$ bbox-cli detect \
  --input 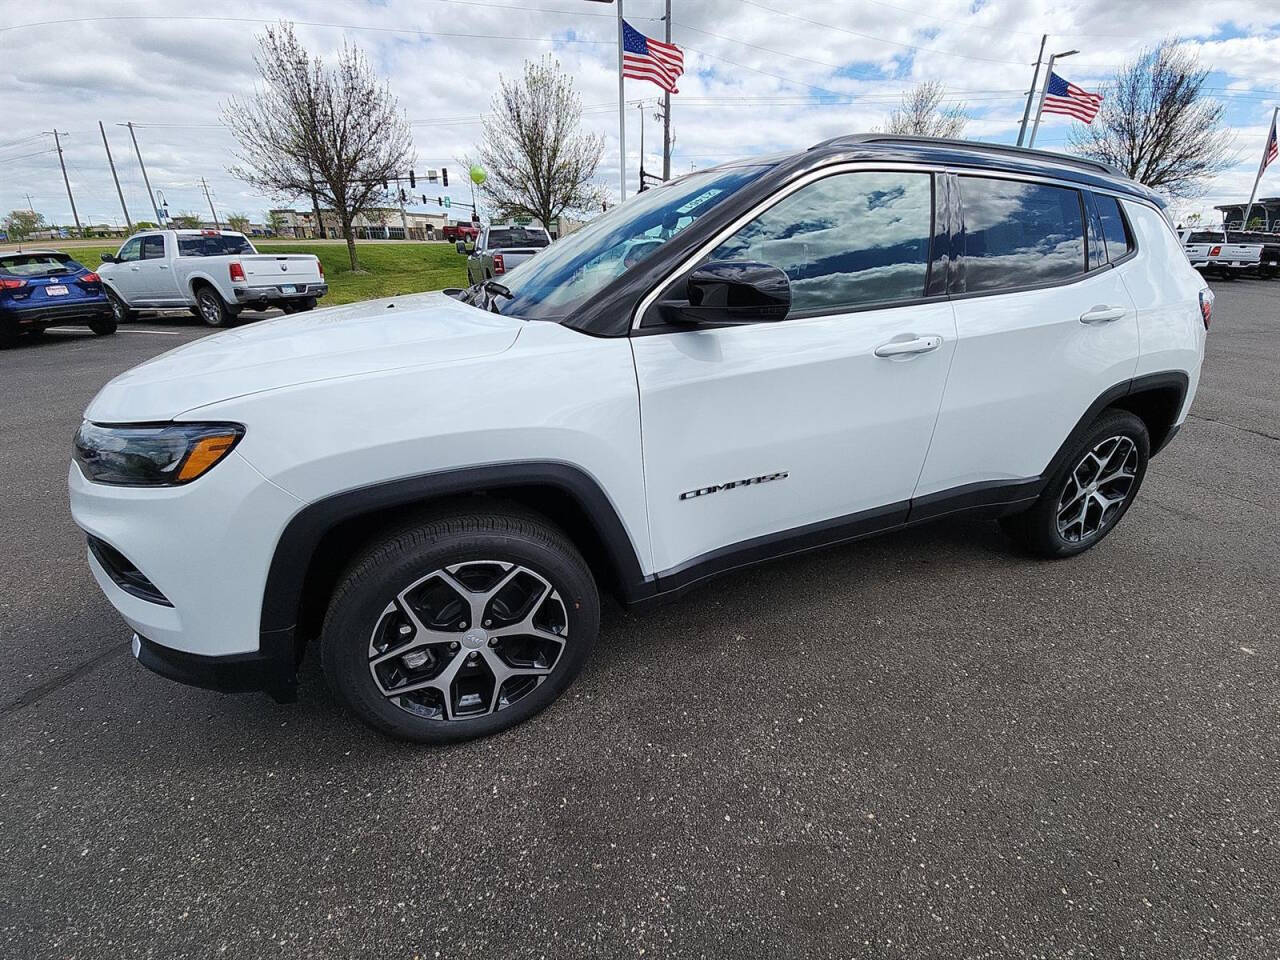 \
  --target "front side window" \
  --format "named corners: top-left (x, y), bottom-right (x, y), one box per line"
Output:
top-left (707, 171), bottom-right (934, 315)
top-left (117, 237), bottom-right (142, 263)
top-left (1095, 195), bottom-right (1136, 261)
top-left (960, 177), bottom-right (1085, 292)
top-left (141, 235), bottom-right (166, 260)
